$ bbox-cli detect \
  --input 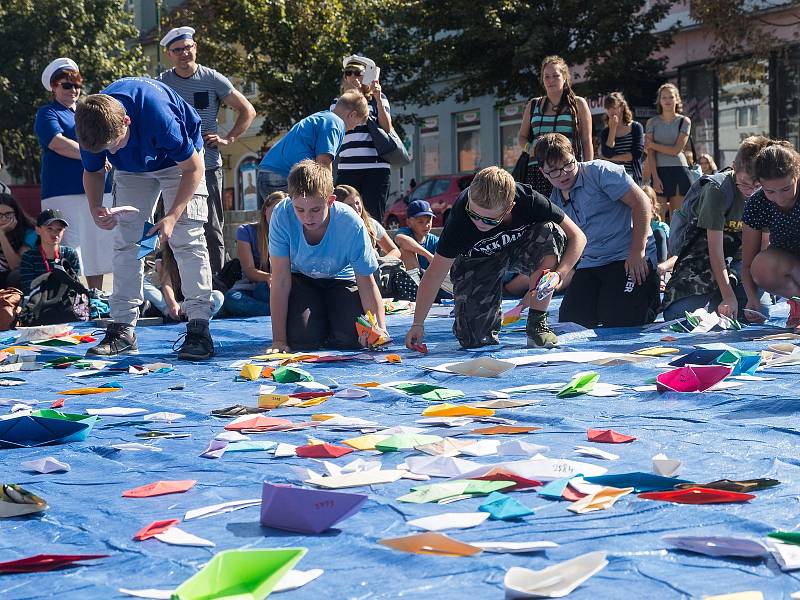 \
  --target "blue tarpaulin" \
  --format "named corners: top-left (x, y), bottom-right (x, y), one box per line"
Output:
top-left (3, 299), bottom-right (800, 599)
